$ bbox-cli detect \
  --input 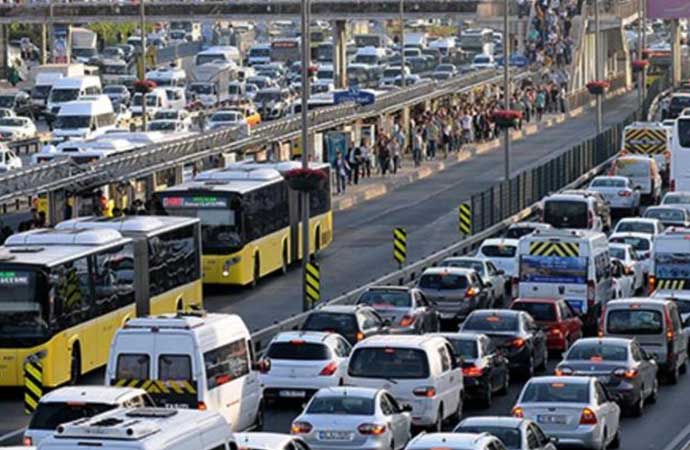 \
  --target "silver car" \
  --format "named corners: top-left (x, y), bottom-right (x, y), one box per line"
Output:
top-left (454, 416), bottom-right (558, 450)
top-left (587, 176), bottom-right (641, 214)
top-left (356, 286), bottom-right (440, 334)
top-left (439, 257), bottom-right (506, 307)
top-left (512, 376), bottom-right (621, 450)
top-left (291, 387), bottom-right (412, 450)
